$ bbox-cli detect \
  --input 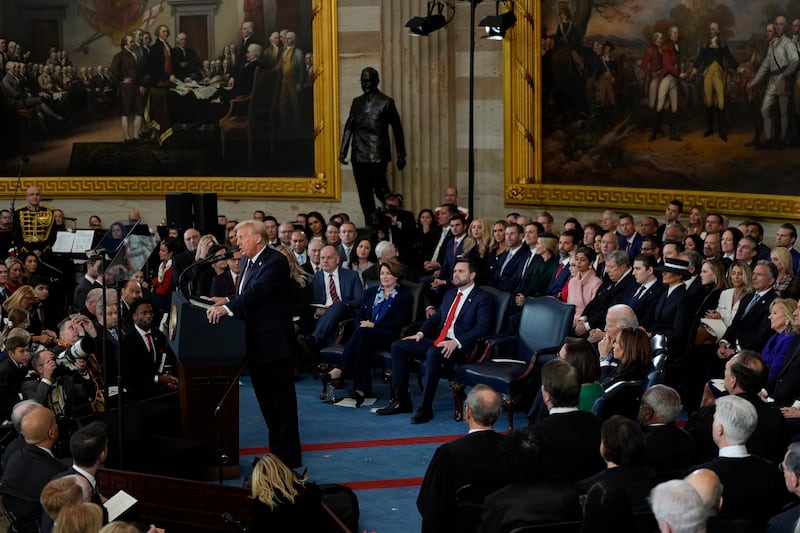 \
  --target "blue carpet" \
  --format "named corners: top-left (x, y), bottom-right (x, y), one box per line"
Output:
top-left (236, 373), bottom-right (482, 532)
